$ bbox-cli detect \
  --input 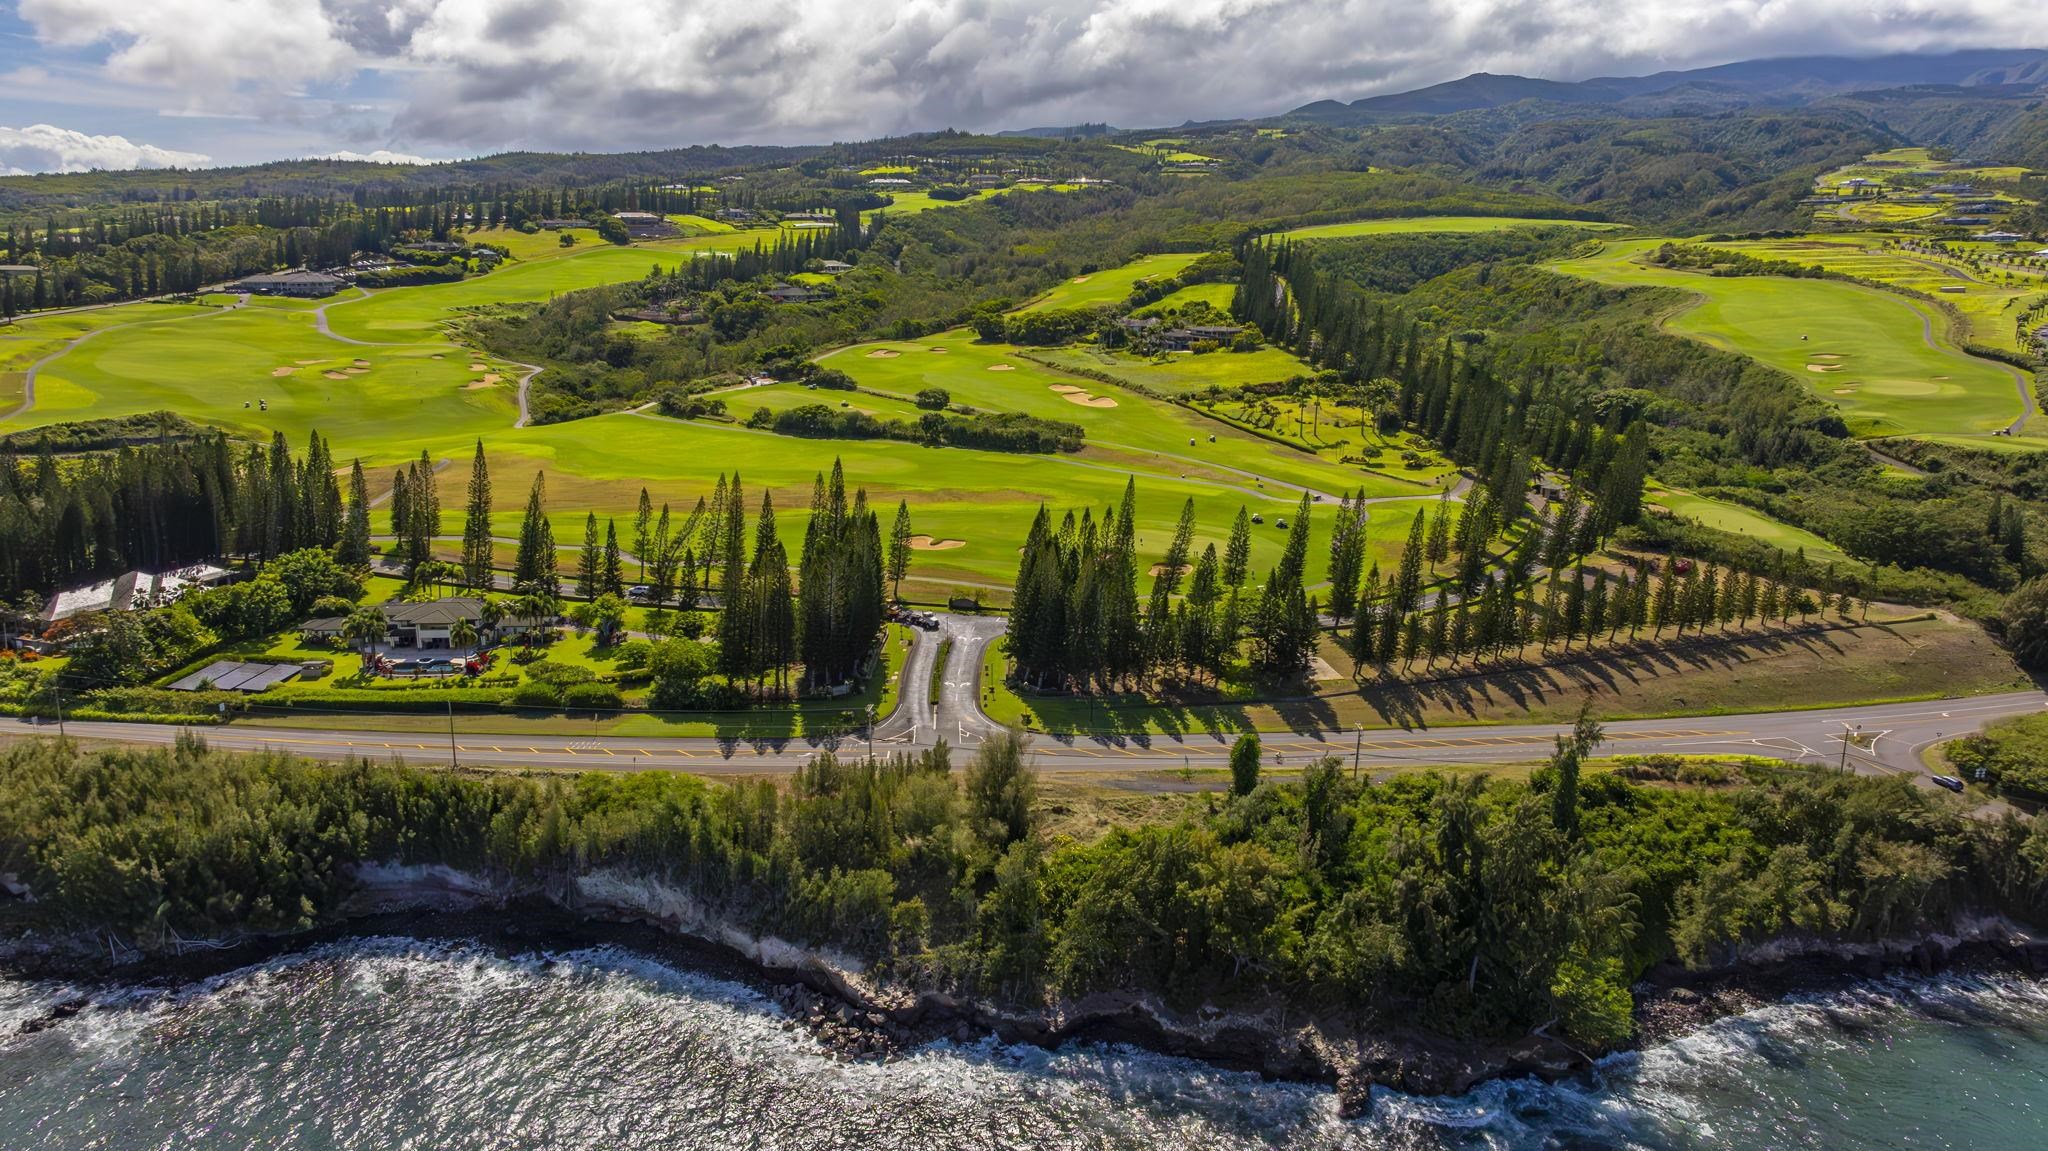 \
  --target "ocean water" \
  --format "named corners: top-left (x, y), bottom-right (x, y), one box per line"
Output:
top-left (1, 938), bottom-right (2045, 1149)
